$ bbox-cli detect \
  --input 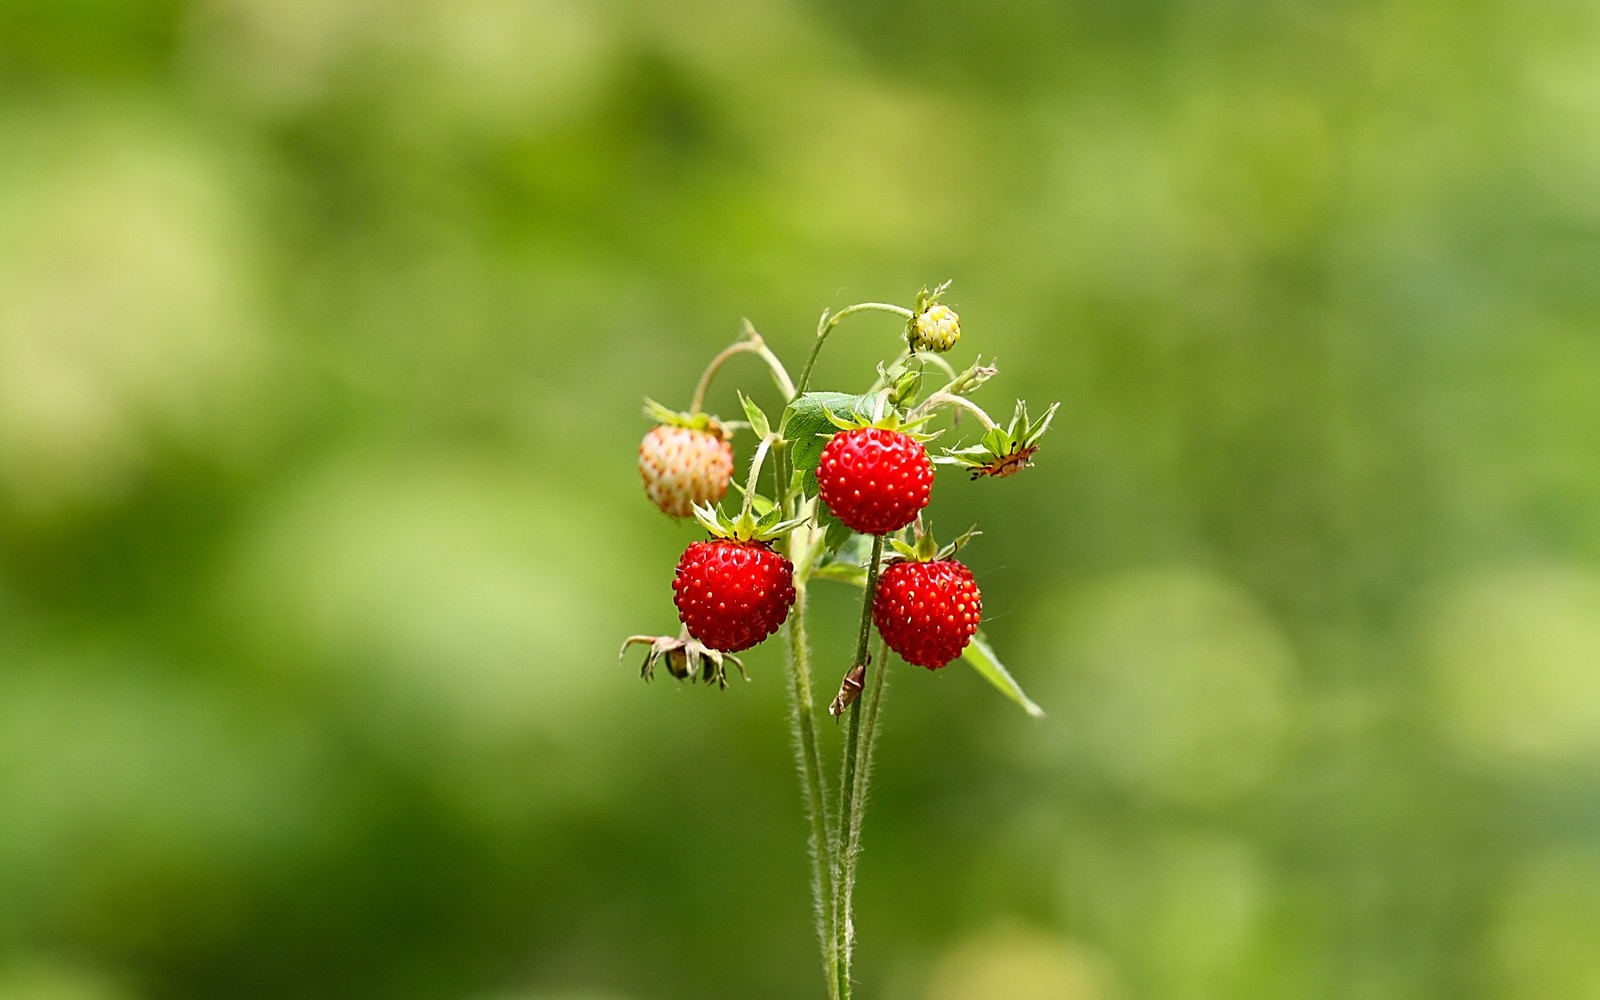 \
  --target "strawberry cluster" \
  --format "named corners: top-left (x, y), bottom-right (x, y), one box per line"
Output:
top-left (621, 284), bottom-right (1058, 1000)
top-left (623, 282), bottom-right (1055, 686)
